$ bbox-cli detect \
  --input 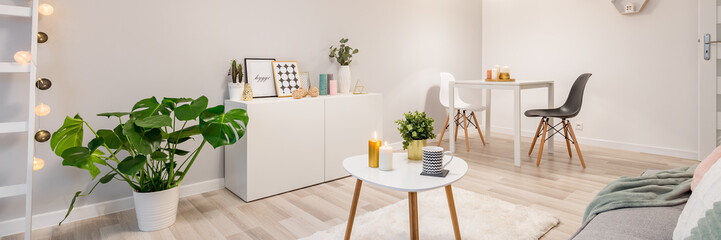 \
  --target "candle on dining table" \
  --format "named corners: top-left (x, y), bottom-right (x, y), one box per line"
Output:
top-left (379, 141), bottom-right (393, 171)
top-left (368, 131), bottom-right (380, 168)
